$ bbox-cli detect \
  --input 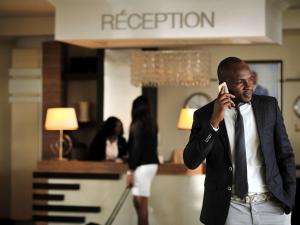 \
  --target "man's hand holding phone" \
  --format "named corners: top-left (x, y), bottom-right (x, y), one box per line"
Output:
top-left (210, 82), bottom-right (235, 129)
top-left (218, 82), bottom-right (229, 94)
